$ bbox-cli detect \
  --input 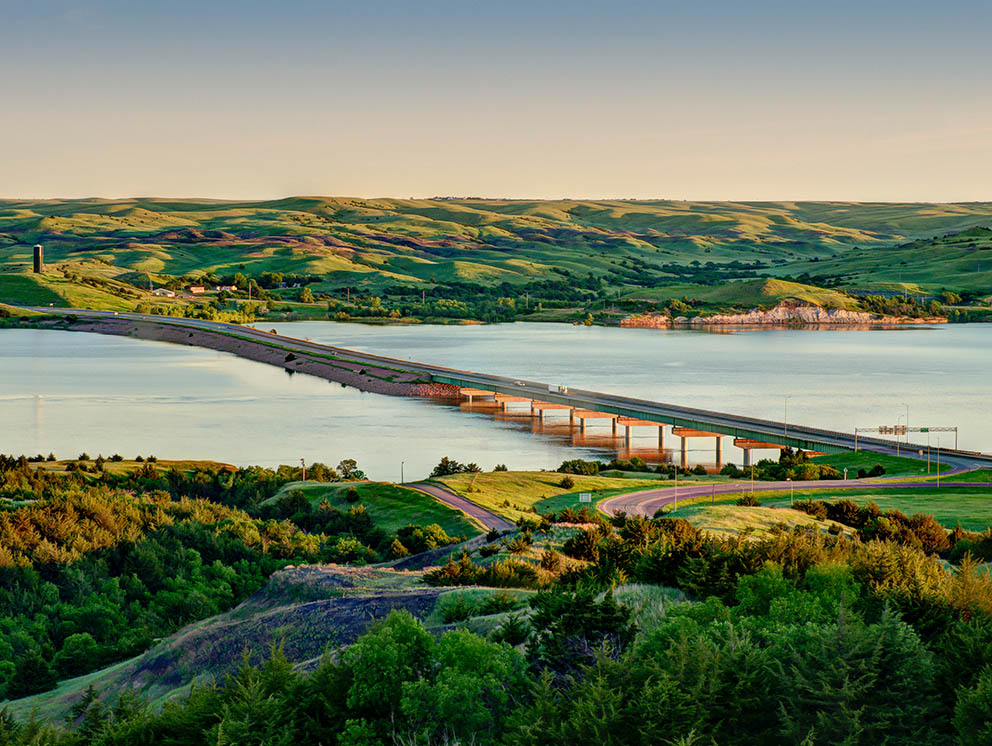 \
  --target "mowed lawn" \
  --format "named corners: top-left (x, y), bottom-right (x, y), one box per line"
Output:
top-left (434, 471), bottom-right (661, 522)
top-left (268, 481), bottom-right (480, 538)
top-left (760, 486), bottom-right (992, 531)
top-left (810, 451), bottom-right (951, 477)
